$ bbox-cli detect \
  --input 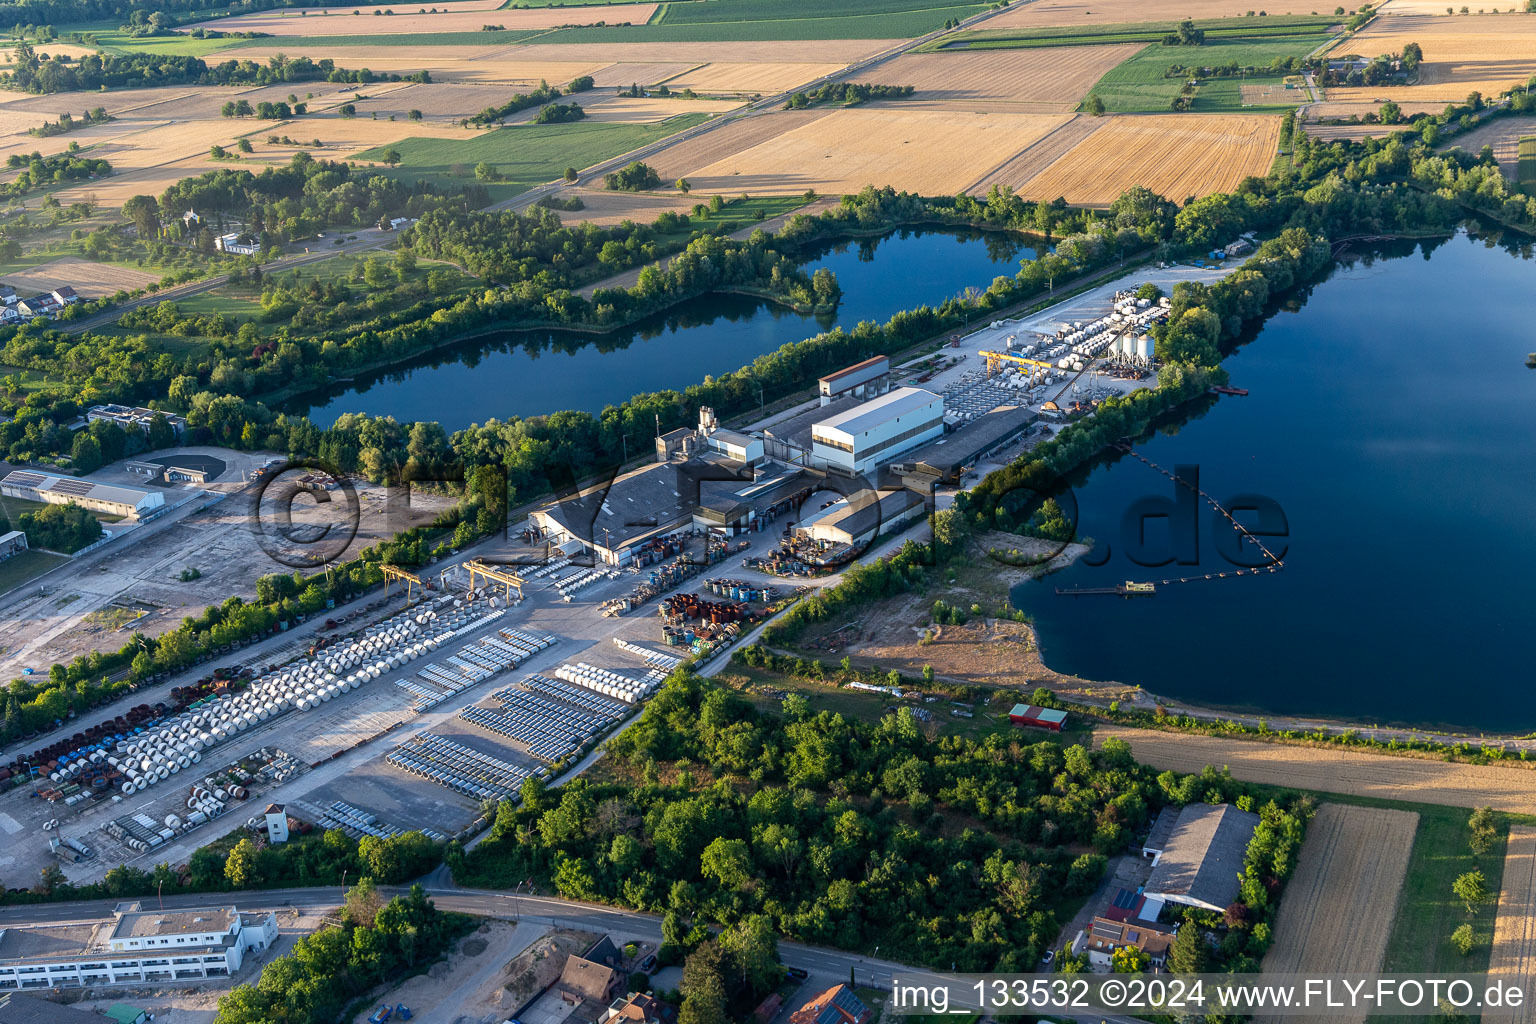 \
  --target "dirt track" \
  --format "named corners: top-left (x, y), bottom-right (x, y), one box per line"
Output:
top-left (1261, 804), bottom-right (1417, 1015)
top-left (1095, 726), bottom-right (1536, 811)
top-left (1488, 827), bottom-right (1536, 1024)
